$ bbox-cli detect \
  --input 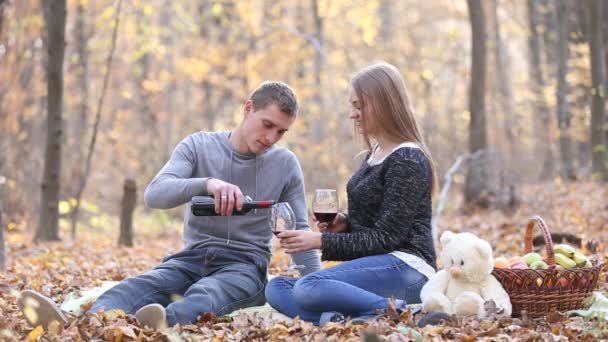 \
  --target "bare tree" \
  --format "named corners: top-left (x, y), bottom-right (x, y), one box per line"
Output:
top-left (0, 0), bottom-right (6, 39)
top-left (588, 0), bottom-right (607, 180)
top-left (490, 0), bottom-right (515, 160)
top-left (119, 179), bottom-right (136, 247)
top-left (464, 0), bottom-right (490, 206)
top-left (67, 0), bottom-right (91, 198)
top-left (0, 201), bottom-right (6, 272)
top-left (555, 0), bottom-right (576, 180)
top-left (70, 0), bottom-right (122, 238)
top-left (162, 0), bottom-right (176, 161)
top-left (528, 0), bottom-right (554, 180)
top-left (37, 0), bottom-right (67, 241)
top-left (310, 0), bottom-right (324, 141)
